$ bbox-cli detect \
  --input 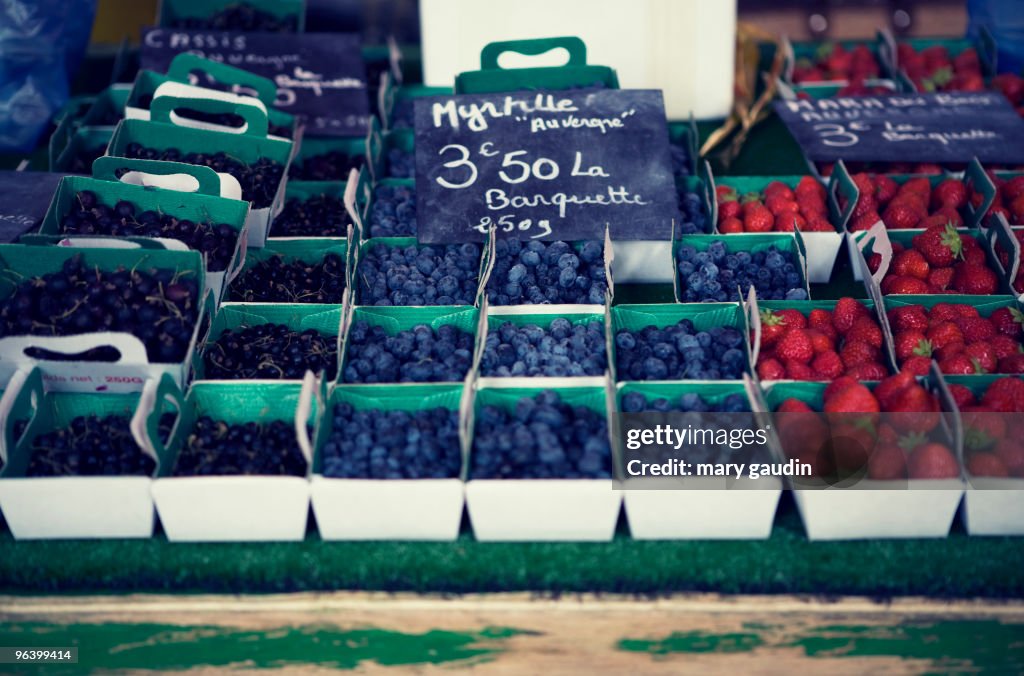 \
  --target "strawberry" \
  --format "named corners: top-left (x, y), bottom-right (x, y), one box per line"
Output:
top-left (784, 359), bottom-right (817, 380)
top-left (847, 362), bottom-right (888, 380)
top-left (912, 222), bottom-right (963, 267)
top-left (716, 185), bottom-right (738, 201)
top-left (962, 407), bottom-right (1006, 450)
top-left (960, 238), bottom-right (987, 266)
top-left (958, 316), bottom-right (997, 343)
top-left (808, 309), bottom-right (837, 339)
top-left (882, 202), bottom-right (923, 229)
top-left (764, 181), bottom-right (795, 200)
top-left (773, 211), bottom-right (806, 232)
top-left (990, 335), bottom-right (1021, 359)
top-left (934, 207), bottom-right (963, 228)
top-left (765, 193), bottom-right (798, 216)
top-left (952, 263), bottom-right (998, 295)
top-left (805, 329), bottom-right (835, 354)
top-left (804, 216), bottom-right (834, 232)
top-left (759, 309), bottom-right (787, 347)
top-left (1003, 175), bottom-right (1024, 202)
top-left (742, 203), bottom-right (774, 233)
top-left (926, 321), bottom-right (964, 351)
top-left (847, 316), bottom-right (883, 349)
top-left (756, 357), bottom-right (786, 380)
top-left (964, 342), bottom-right (997, 373)
top-left (939, 352), bottom-right (978, 375)
top-left (718, 199), bottom-right (741, 220)
top-left (774, 309), bottom-right (807, 329)
top-left (895, 330), bottom-right (931, 361)
top-left (997, 353), bottom-right (1024, 373)
top-left (872, 371), bottom-right (917, 410)
top-left (874, 175), bottom-right (898, 204)
top-left (832, 297), bottom-right (868, 334)
top-left (982, 378), bottom-right (1024, 412)
top-left (990, 306), bottom-right (1024, 338)
top-left (812, 350), bottom-right (845, 379)
top-left (796, 176), bottom-right (826, 198)
top-left (900, 177), bottom-right (933, 196)
top-left (868, 443), bottom-right (908, 480)
top-left (840, 340), bottom-right (877, 369)
top-left (931, 178), bottom-right (968, 210)
top-left (908, 443), bottom-right (960, 479)
top-left (850, 210), bottom-right (882, 232)
top-left (1011, 194), bottom-right (1024, 223)
top-left (719, 216), bottom-right (743, 233)
top-left (927, 267), bottom-right (955, 291)
top-left (967, 452), bottom-right (1009, 477)
top-left (775, 328), bottom-right (814, 364)
top-left (946, 383), bottom-right (976, 409)
top-left (824, 381), bottom-right (879, 414)
top-left (995, 439), bottom-right (1024, 475)
top-left (928, 302), bottom-right (962, 323)
top-left (891, 249), bottom-right (930, 279)
top-left (888, 305), bottom-right (929, 332)
top-left (882, 276), bottom-right (931, 295)
top-left (777, 398), bottom-right (815, 413)
top-left (901, 355), bottom-right (933, 376)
